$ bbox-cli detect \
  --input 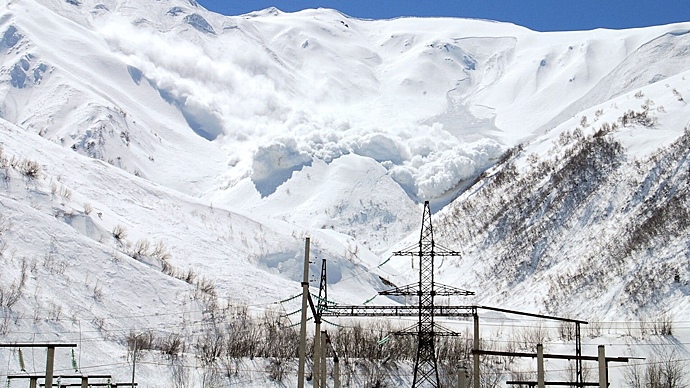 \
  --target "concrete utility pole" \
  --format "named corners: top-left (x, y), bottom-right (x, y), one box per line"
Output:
top-left (458, 366), bottom-right (468, 388)
top-left (297, 237), bottom-right (311, 388)
top-left (598, 345), bottom-right (607, 388)
top-left (314, 326), bottom-right (321, 388)
top-left (473, 314), bottom-right (480, 388)
top-left (320, 330), bottom-right (327, 388)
